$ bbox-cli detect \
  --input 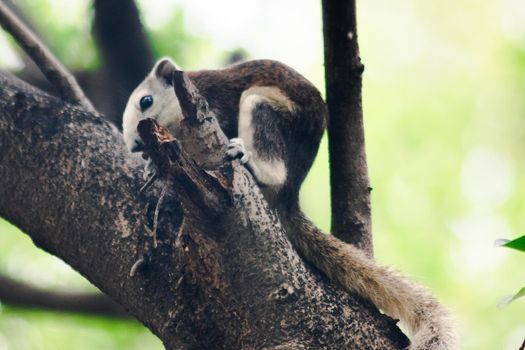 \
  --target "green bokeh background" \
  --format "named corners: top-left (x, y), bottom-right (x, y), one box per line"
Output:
top-left (0, 0), bottom-right (524, 349)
